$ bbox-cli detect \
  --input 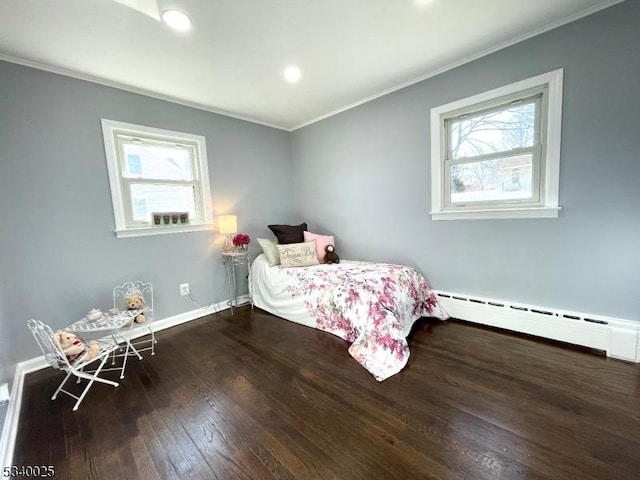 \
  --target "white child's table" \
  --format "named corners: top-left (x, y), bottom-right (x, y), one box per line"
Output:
top-left (65, 309), bottom-right (142, 379)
